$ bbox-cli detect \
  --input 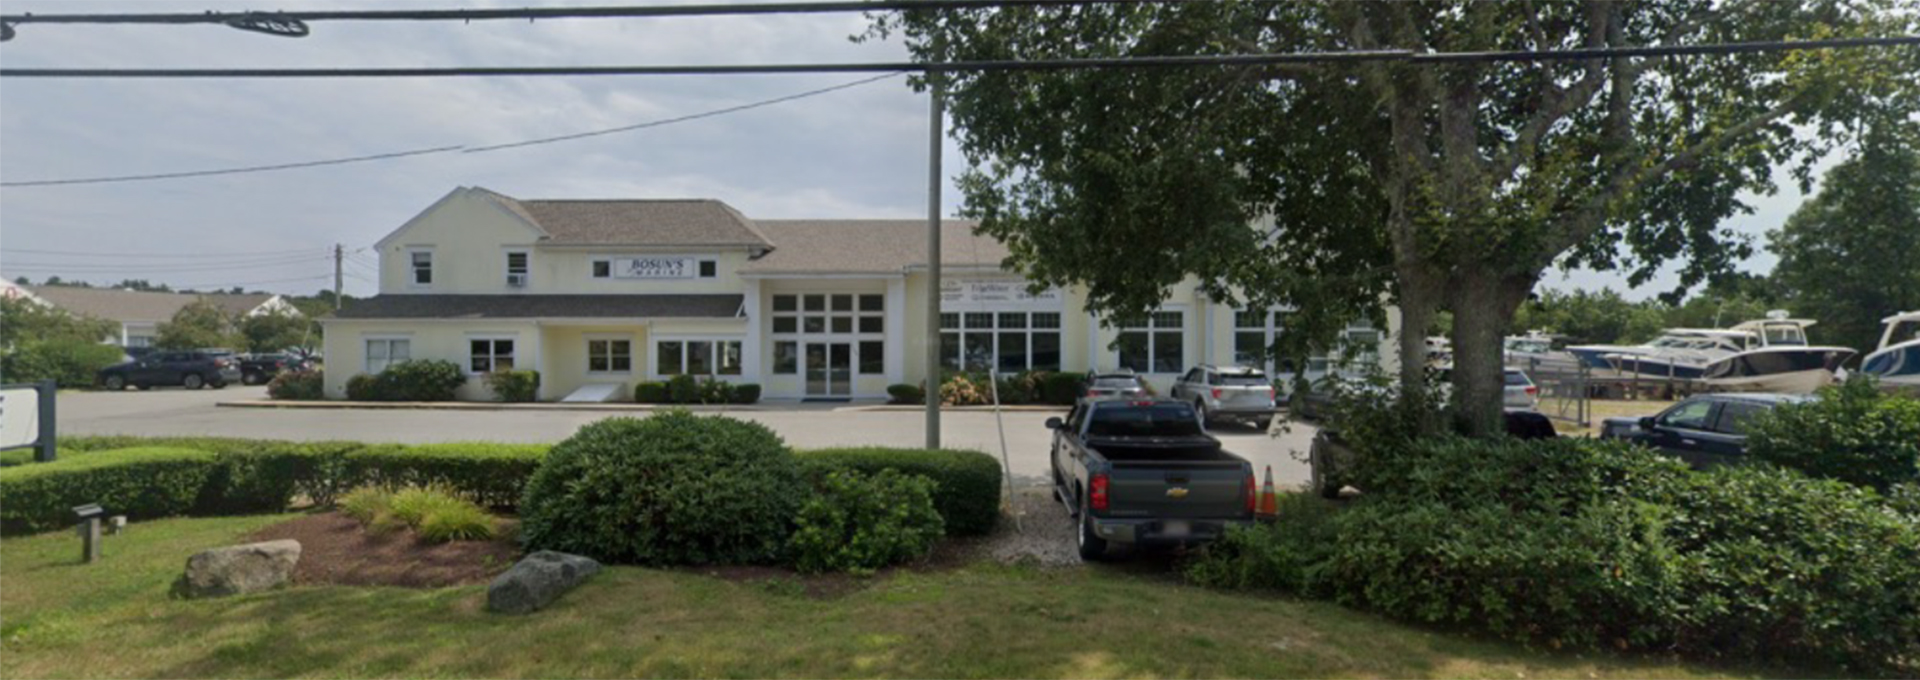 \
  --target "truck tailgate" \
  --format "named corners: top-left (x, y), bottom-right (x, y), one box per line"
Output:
top-left (1104, 460), bottom-right (1248, 519)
